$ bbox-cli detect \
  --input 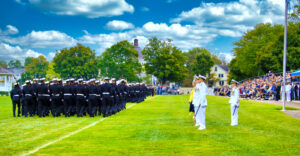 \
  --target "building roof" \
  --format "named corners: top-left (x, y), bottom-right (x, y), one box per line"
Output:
top-left (0, 67), bottom-right (13, 74)
top-left (6, 68), bottom-right (25, 75)
top-left (218, 64), bottom-right (229, 72)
